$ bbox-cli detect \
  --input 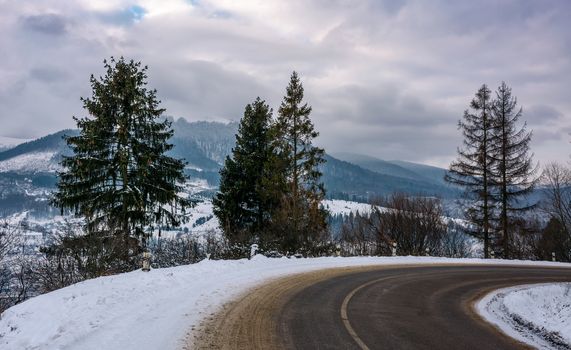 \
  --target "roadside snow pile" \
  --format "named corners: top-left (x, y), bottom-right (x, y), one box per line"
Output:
top-left (477, 283), bottom-right (571, 349)
top-left (1, 257), bottom-right (570, 350)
